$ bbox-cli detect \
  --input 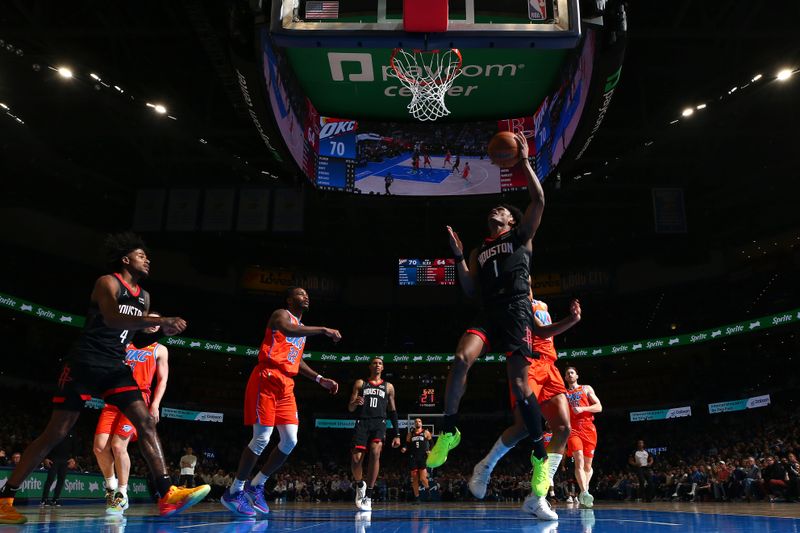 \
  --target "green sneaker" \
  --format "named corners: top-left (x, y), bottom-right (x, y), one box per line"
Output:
top-left (530, 453), bottom-right (550, 497)
top-left (426, 429), bottom-right (461, 468)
